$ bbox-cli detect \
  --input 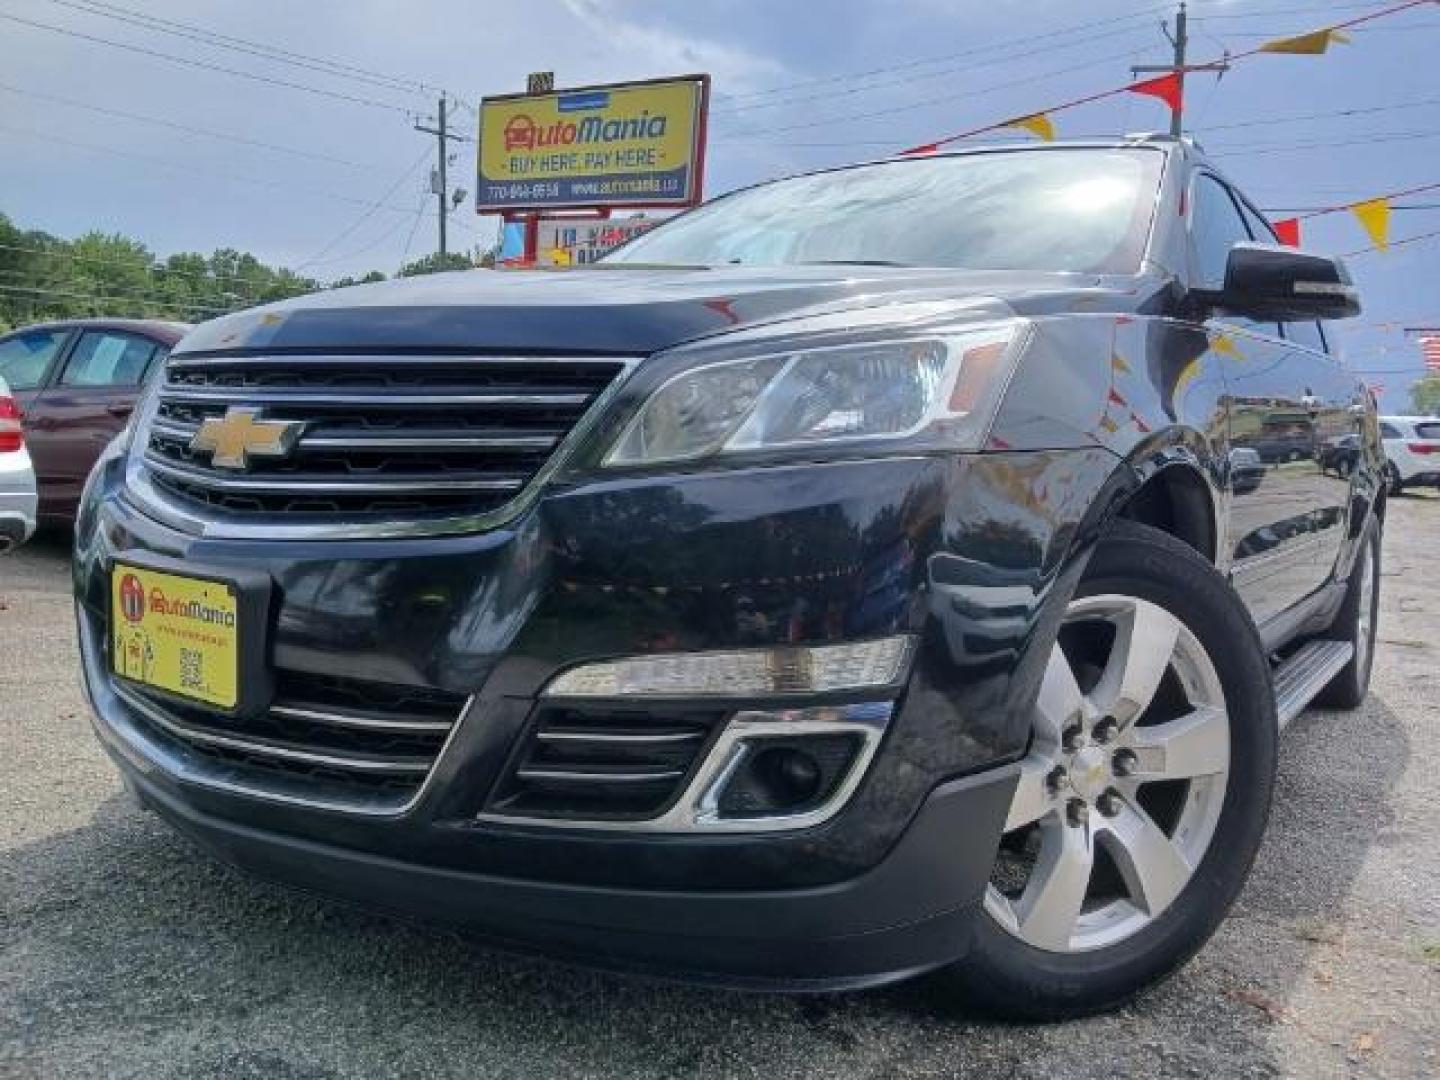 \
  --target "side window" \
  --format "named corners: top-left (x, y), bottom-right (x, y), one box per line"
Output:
top-left (0, 330), bottom-right (68, 390)
top-left (1237, 199), bottom-right (1278, 244)
top-left (1379, 422), bottom-right (1402, 439)
top-left (60, 332), bottom-right (158, 388)
top-left (1191, 174), bottom-right (1253, 290)
top-left (1284, 320), bottom-right (1328, 353)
